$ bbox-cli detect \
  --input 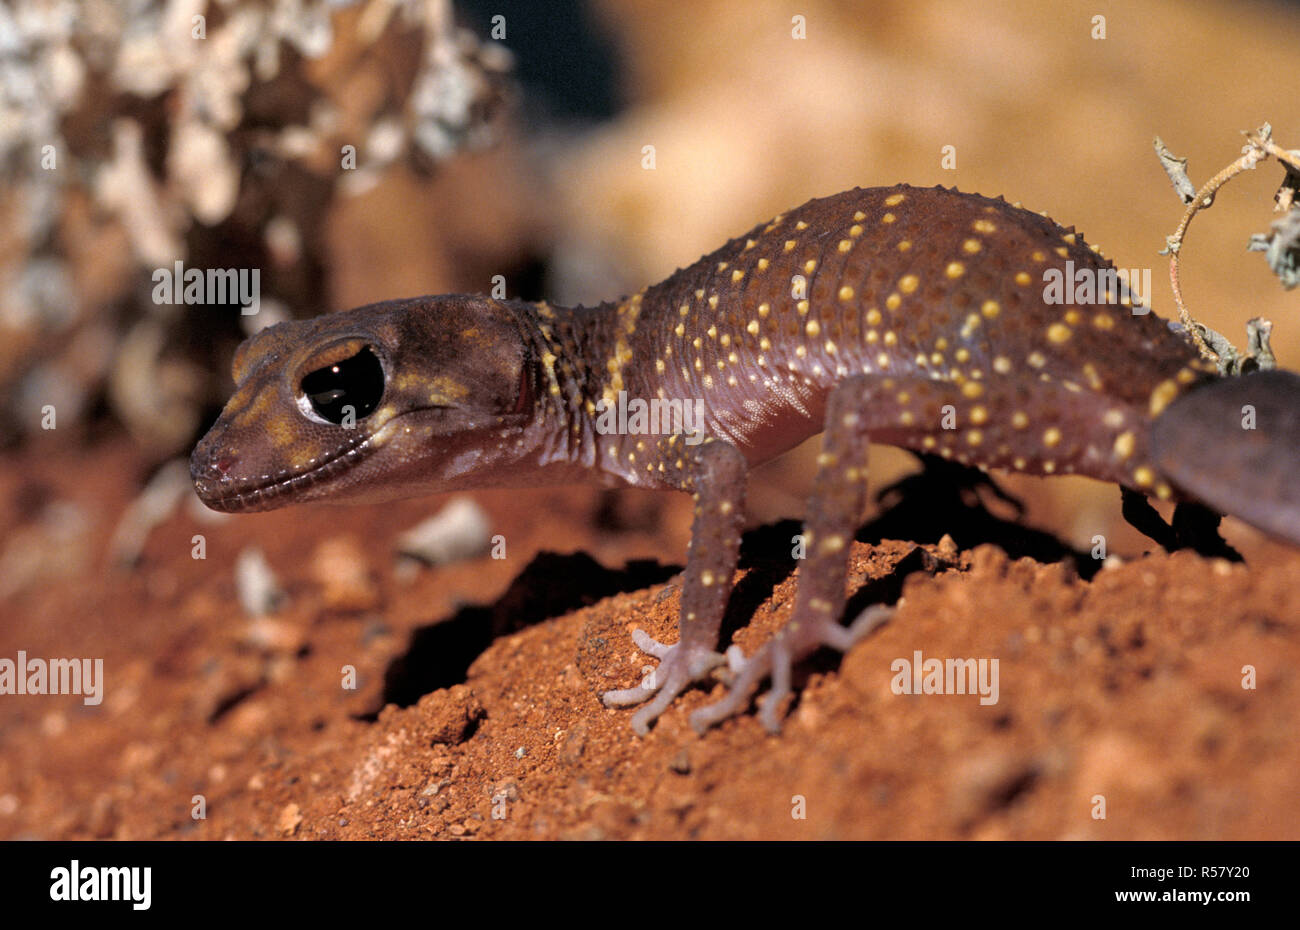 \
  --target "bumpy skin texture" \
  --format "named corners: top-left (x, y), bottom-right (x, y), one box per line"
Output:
top-left (193, 184), bottom-right (1288, 735)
